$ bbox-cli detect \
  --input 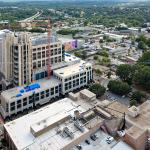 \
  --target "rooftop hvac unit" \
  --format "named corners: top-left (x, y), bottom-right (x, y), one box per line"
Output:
top-left (63, 127), bottom-right (74, 139)
top-left (74, 121), bottom-right (84, 133)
